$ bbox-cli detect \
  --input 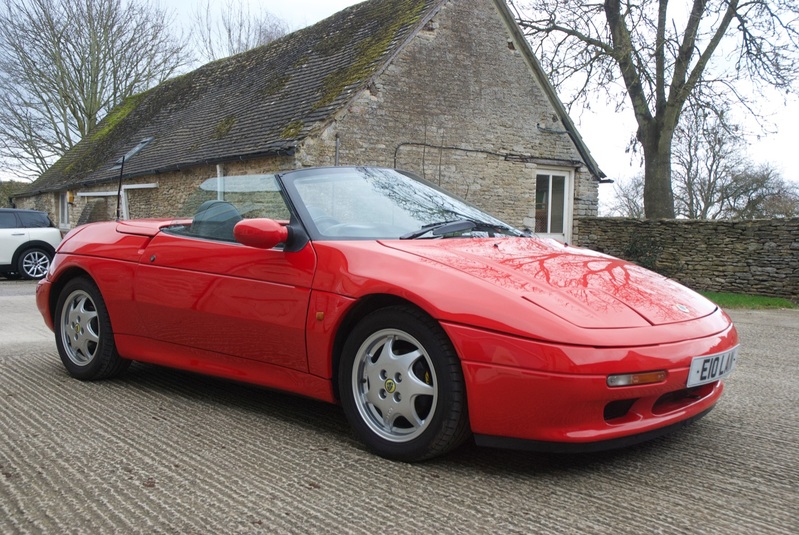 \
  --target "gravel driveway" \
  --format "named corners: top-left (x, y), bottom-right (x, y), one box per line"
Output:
top-left (1, 280), bottom-right (797, 534)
